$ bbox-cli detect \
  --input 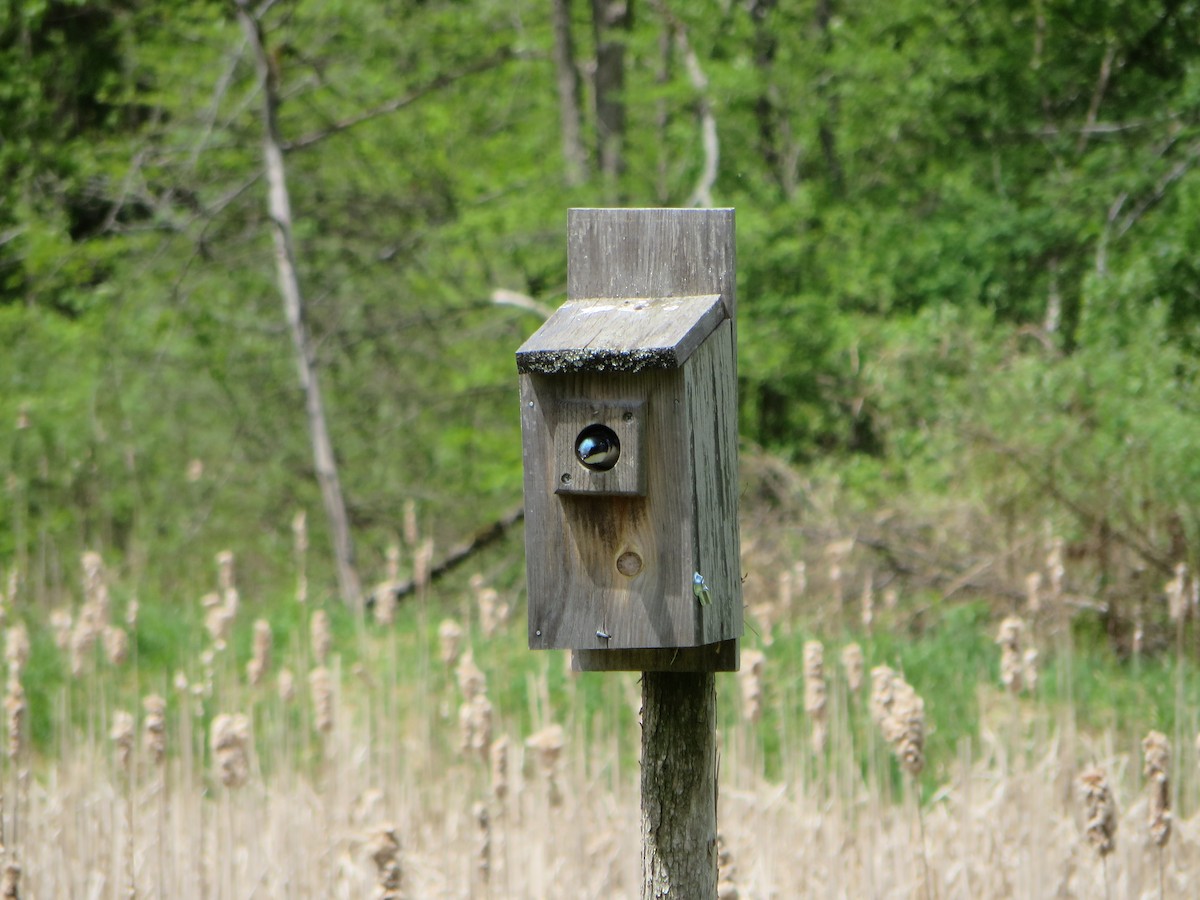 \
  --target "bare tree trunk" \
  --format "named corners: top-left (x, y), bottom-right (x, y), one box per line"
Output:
top-left (814, 0), bottom-right (844, 193)
top-left (236, 1), bottom-right (362, 608)
top-left (641, 671), bottom-right (718, 900)
top-left (591, 0), bottom-right (633, 197)
top-left (551, 0), bottom-right (588, 186)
